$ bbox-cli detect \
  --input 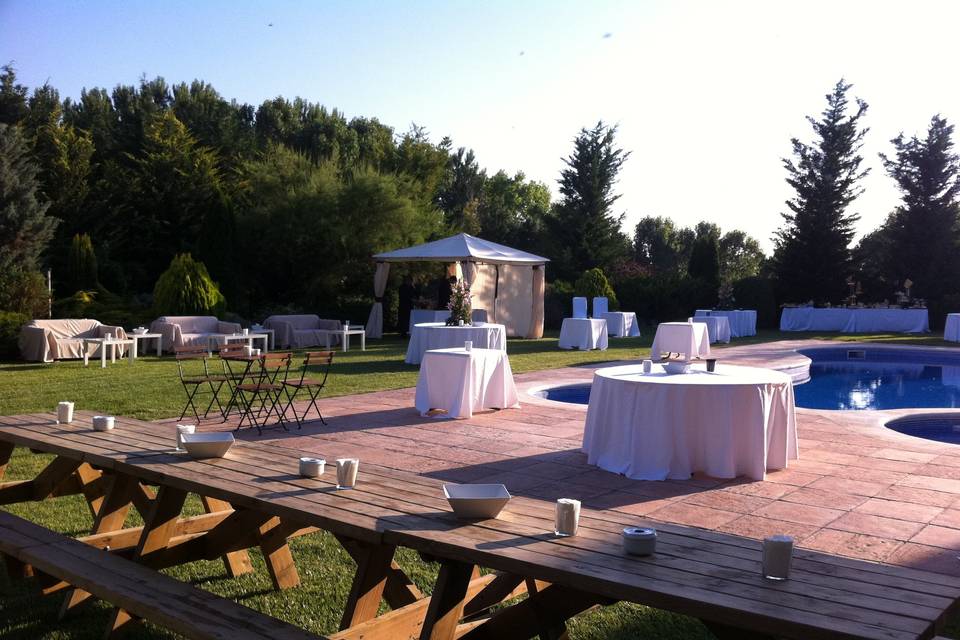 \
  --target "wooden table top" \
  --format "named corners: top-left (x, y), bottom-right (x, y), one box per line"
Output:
top-left (1, 411), bottom-right (958, 640)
